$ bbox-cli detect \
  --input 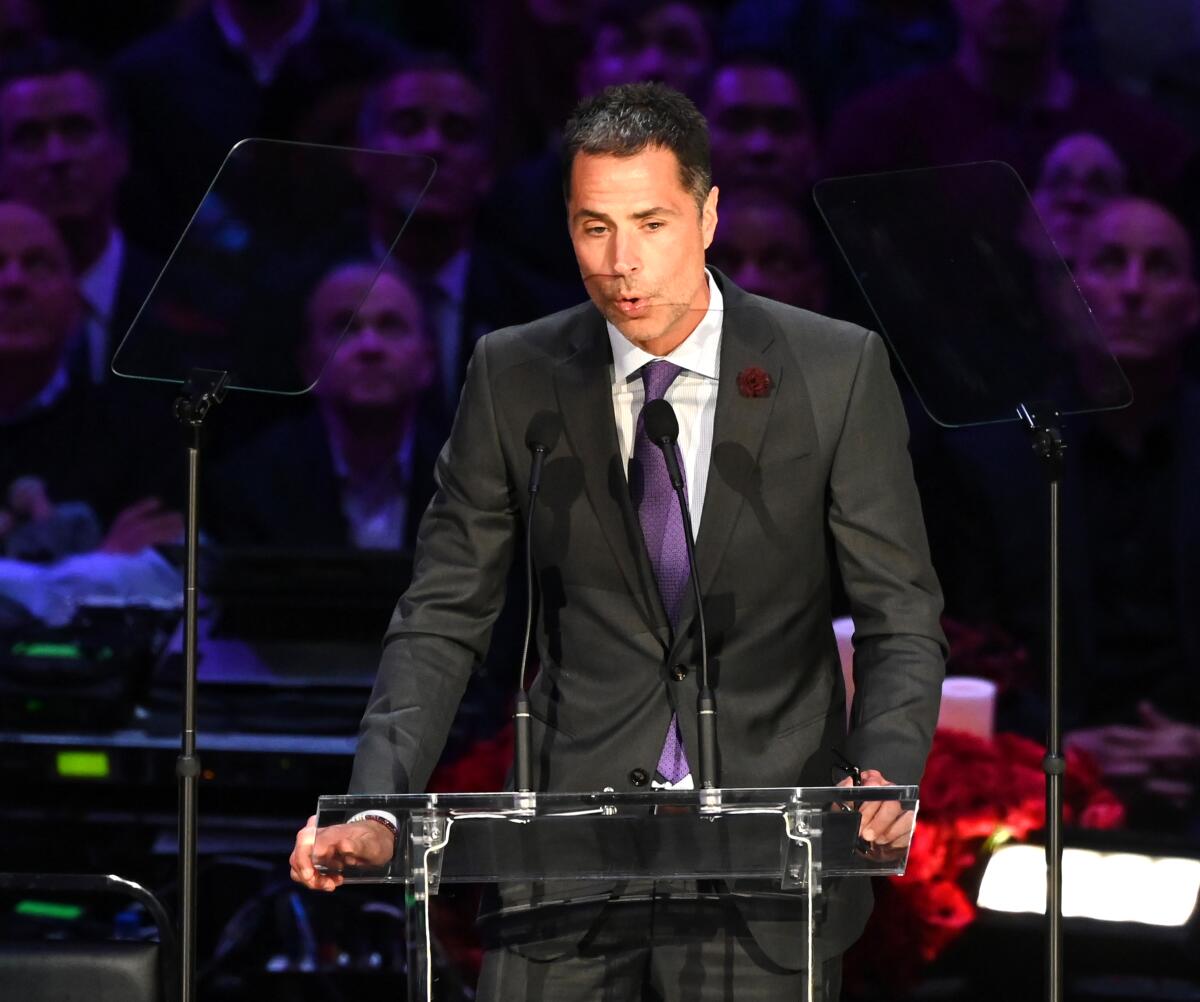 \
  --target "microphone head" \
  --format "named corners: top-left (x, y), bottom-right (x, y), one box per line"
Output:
top-left (525, 410), bottom-right (562, 453)
top-left (643, 398), bottom-right (679, 446)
